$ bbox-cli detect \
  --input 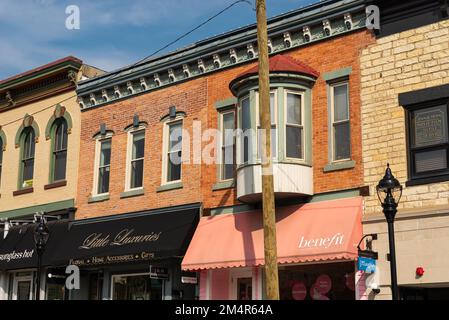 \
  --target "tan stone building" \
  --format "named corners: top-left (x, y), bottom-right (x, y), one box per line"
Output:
top-left (0, 57), bottom-right (102, 300)
top-left (360, 0), bottom-right (449, 299)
